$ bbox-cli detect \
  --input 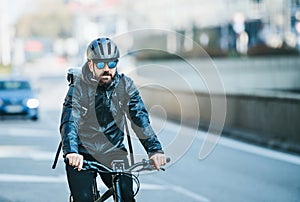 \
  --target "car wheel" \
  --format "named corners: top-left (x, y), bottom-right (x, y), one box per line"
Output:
top-left (31, 116), bottom-right (39, 121)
